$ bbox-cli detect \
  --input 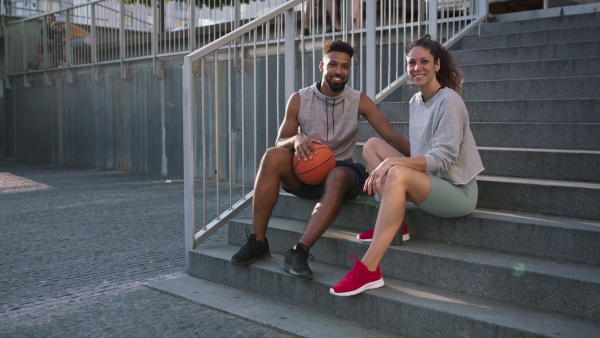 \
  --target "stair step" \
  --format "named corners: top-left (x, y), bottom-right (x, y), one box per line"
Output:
top-left (270, 192), bottom-right (600, 265)
top-left (478, 147), bottom-right (600, 182)
top-left (452, 40), bottom-right (600, 65)
top-left (481, 12), bottom-right (600, 36)
top-left (400, 77), bottom-right (600, 101)
top-left (353, 145), bottom-right (600, 183)
top-left (464, 26), bottom-right (600, 49)
top-left (461, 57), bottom-right (600, 81)
top-left (189, 245), bottom-right (600, 337)
top-left (148, 275), bottom-right (401, 338)
top-left (359, 122), bottom-right (600, 150)
top-left (228, 217), bottom-right (600, 321)
top-left (477, 175), bottom-right (600, 220)
top-left (378, 99), bottom-right (600, 123)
